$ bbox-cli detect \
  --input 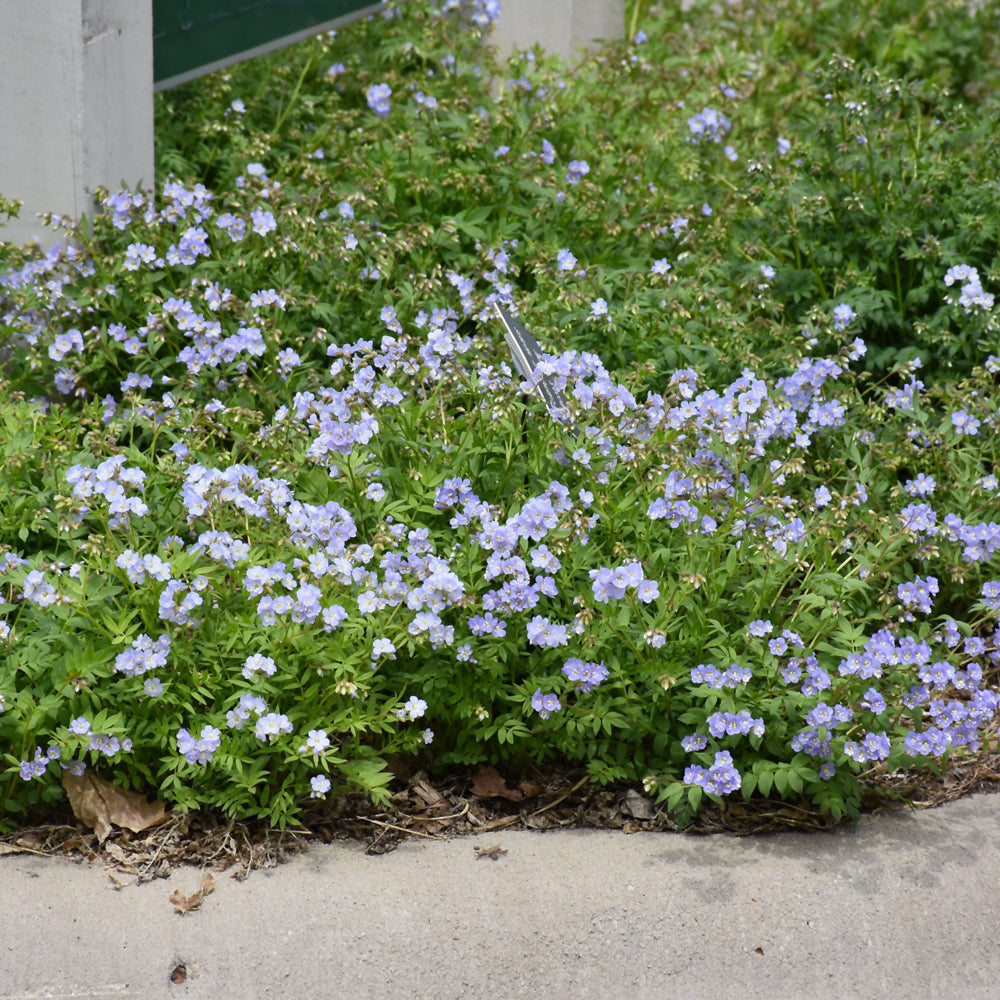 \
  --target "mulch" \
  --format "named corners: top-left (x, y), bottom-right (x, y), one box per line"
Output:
top-left (4, 748), bottom-right (1000, 886)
